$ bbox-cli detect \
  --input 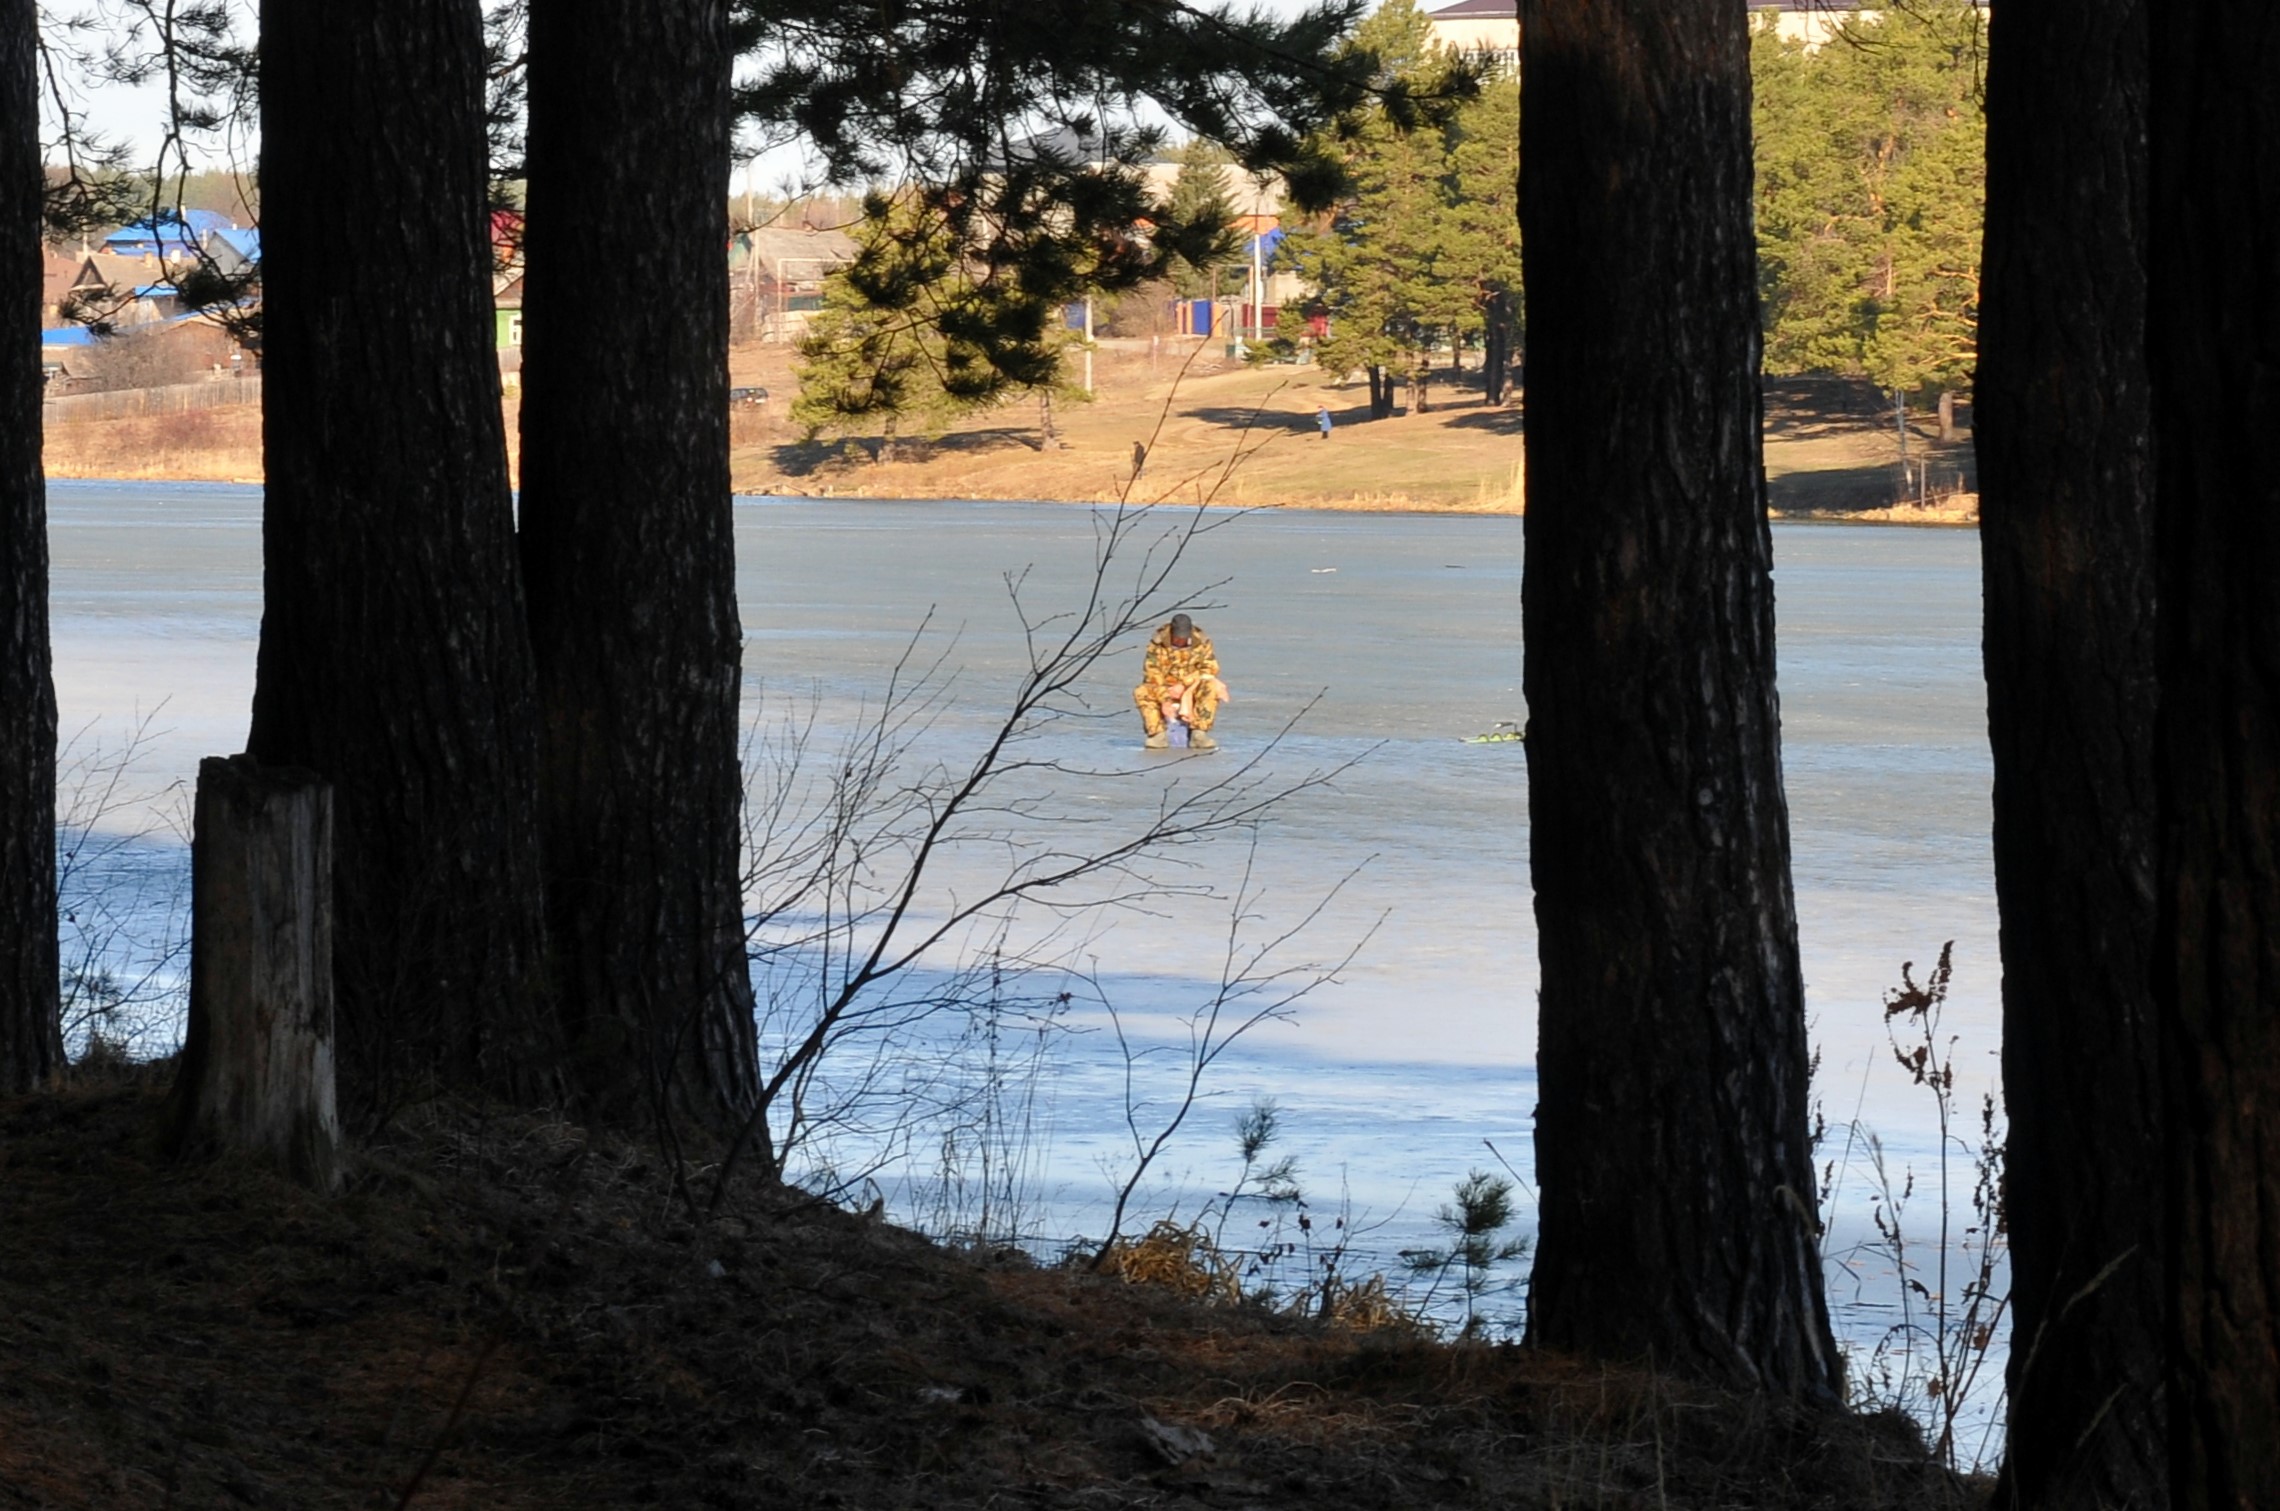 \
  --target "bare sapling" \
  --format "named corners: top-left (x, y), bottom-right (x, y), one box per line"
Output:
top-left (1088, 832), bottom-right (1378, 1267)
top-left (54, 712), bottom-right (193, 1065)
top-left (708, 500), bottom-right (1364, 1214)
top-left (901, 958), bottom-right (1071, 1246)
